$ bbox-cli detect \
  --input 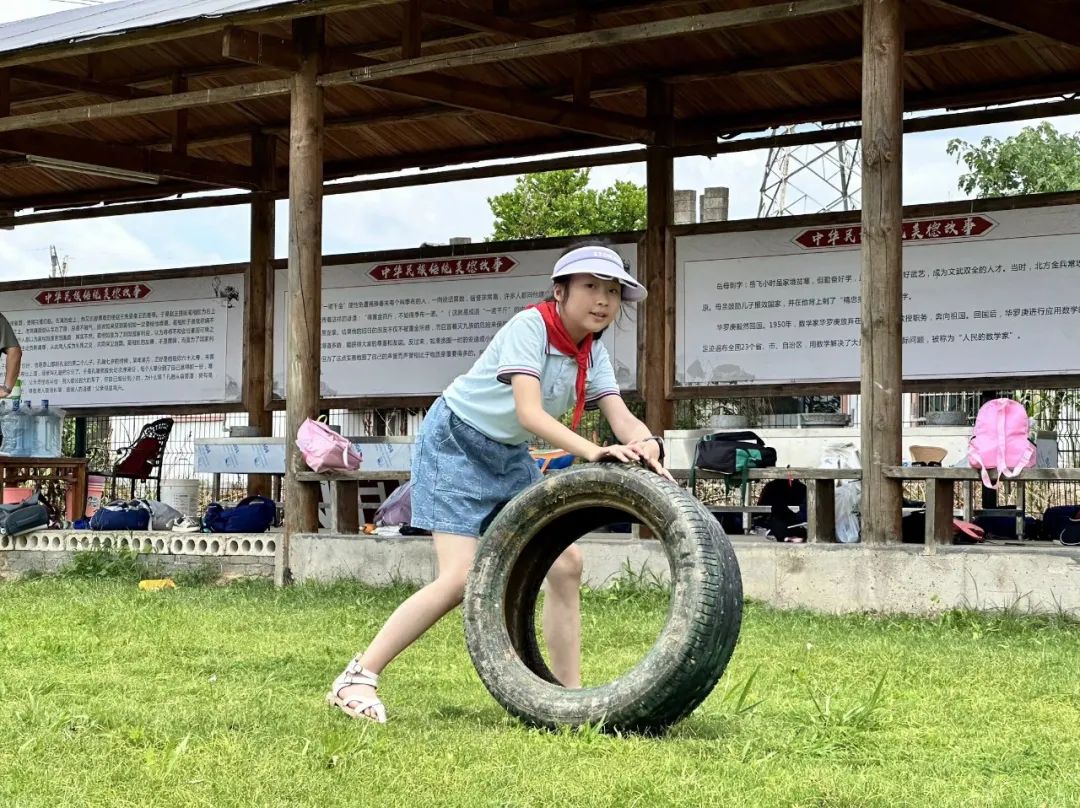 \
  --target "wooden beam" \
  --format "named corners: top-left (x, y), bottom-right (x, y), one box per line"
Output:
top-left (361, 69), bottom-right (652, 141)
top-left (403, 0), bottom-right (423, 58)
top-left (607, 24), bottom-right (1014, 95)
top-left (860, 0), bottom-right (905, 544)
top-left (1, 1), bottom-right (700, 109)
top-left (150, 24), bottom-right (1015, 153)
top-left (246, 133), bottom-right (276, 498)
top-left (282, 16), bottom-right (325, 584)
top-left (574, 8), bottom-right (592, 106)
top-left (6, 88), bottom-right (1078, 220)
top-left (171, 74), bottom-right (188, 156)
top-left (922, 0), bottom-right (1080, 49)
top-left (10, 91), bottom-right (1080, 221)
top-left (0, 78), bottom-right (291, 135)
top-left (643, 82), bottom-right (675, 432)
top-left (10, 66), bottom-right (161, 100)
top-left (319, 0), bottom-right (862, 87)
top-left (0, 129), bottom-right (257, 189)
top-left (680, 70), bottom-right (1080, 144)
top-left (0, 15), bottom-right (1014, 143)
top-left (224, 27), bottom-right (652, 142)
top-left (422, 0), bottom-right (560, 39)
top-left (222, 27), bottom-right (300, 72)
top-left (322, 133), bottom-right (607, 178)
